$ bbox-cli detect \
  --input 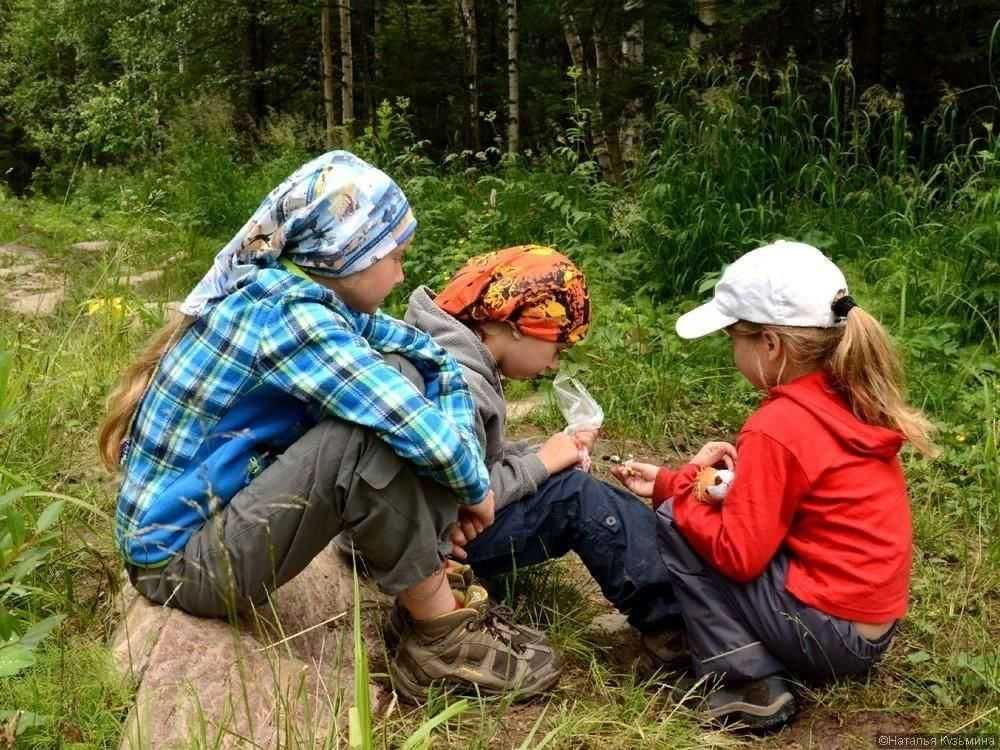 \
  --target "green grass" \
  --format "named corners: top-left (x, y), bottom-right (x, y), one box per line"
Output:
top-left (1, 56), bottom-right (998, 746)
